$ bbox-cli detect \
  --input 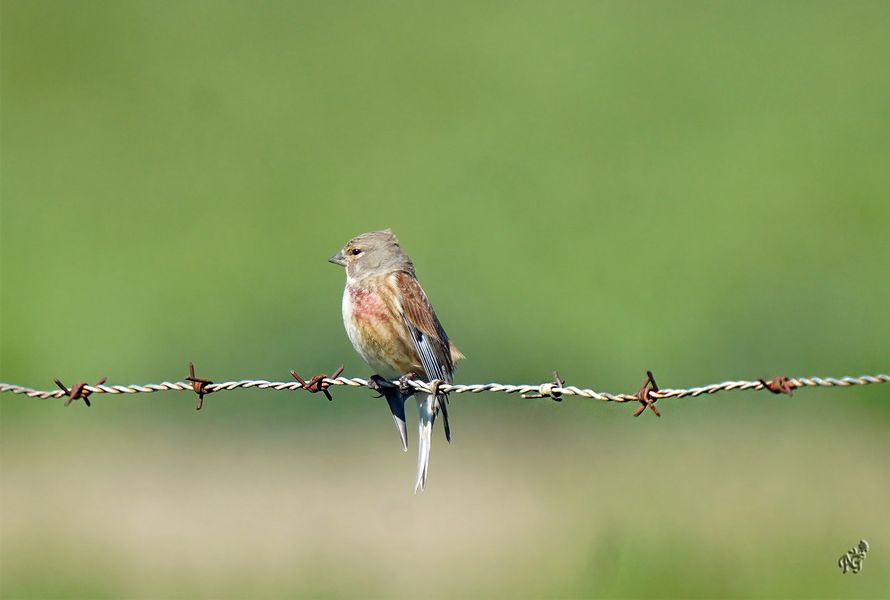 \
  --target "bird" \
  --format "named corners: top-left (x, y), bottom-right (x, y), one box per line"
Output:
top-left (329, 229), bottom-right (463, 492)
